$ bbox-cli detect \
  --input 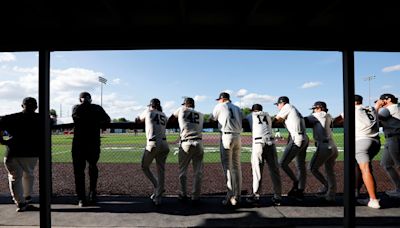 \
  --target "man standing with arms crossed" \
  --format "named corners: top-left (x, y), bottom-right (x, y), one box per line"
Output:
top-left (0, 97), bottom-right (40, 212)
top-left (211, 92), bottom-right (243, 206)
top-left (72, 92), bottom-right (111, 207)
top-left (273, 96), bottom-right (309, 200)
top-left (170, 97), bottom-right (204, 202)
top-left (246, 104), bottom-right (282, 205)
top-left (137, 98), bottom-right (170, 205)
top-left (375, 93), bottom-right (400, 198)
